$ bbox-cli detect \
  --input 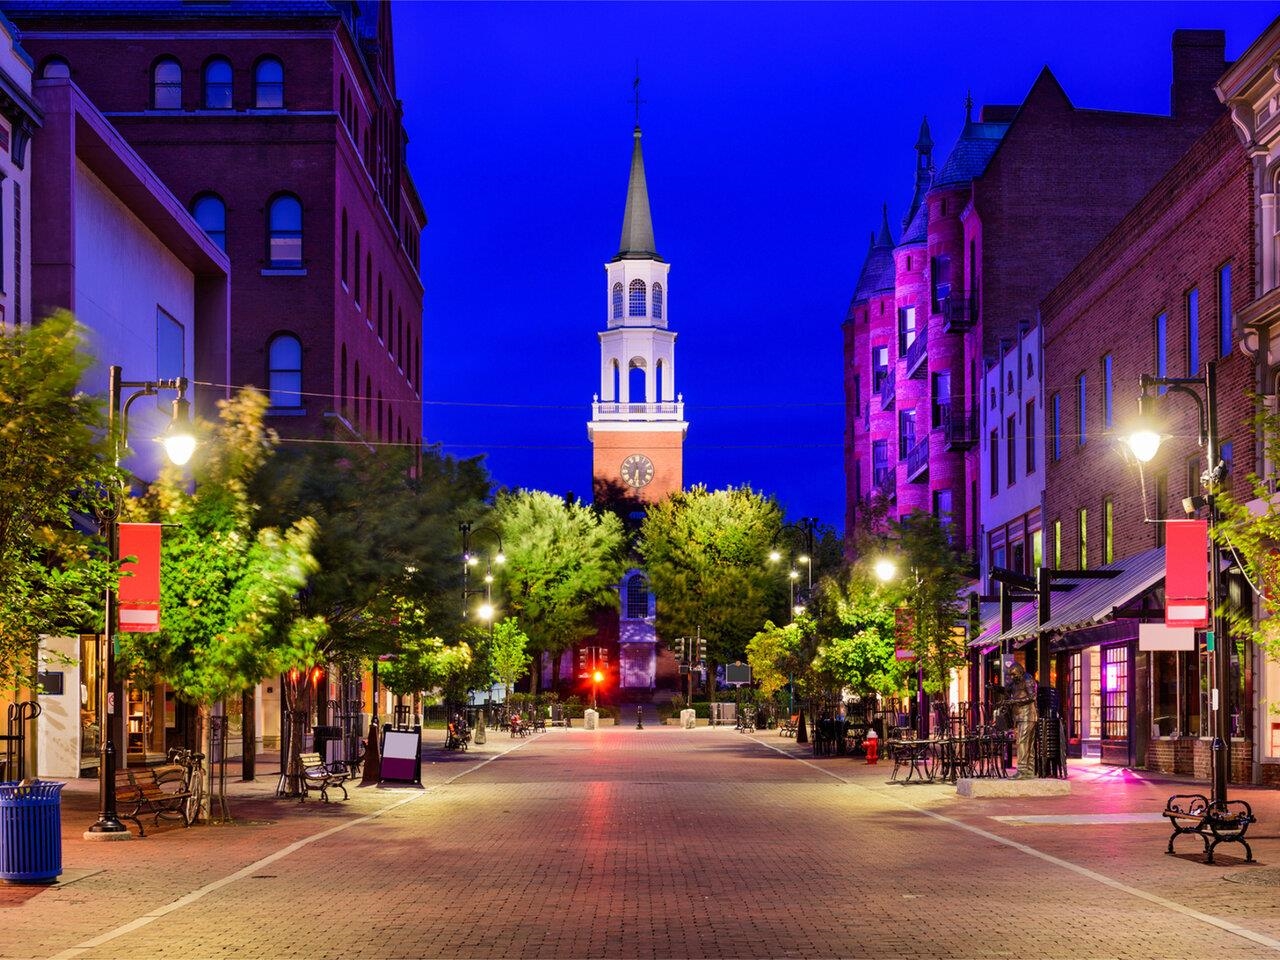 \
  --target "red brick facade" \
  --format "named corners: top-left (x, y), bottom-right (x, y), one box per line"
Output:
top-left (11, 3), bottom-right (425, 447)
